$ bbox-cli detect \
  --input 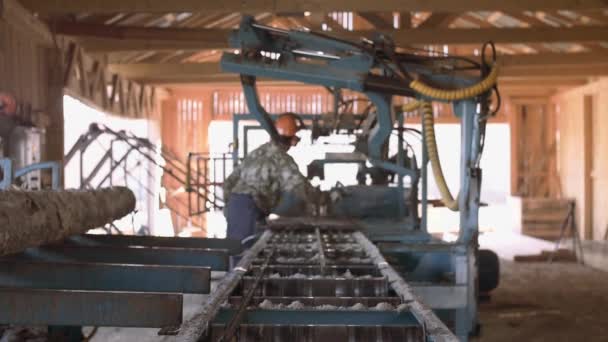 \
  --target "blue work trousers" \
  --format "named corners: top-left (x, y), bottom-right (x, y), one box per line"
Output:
top-left (225, 194), bottom-right (264, 242)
